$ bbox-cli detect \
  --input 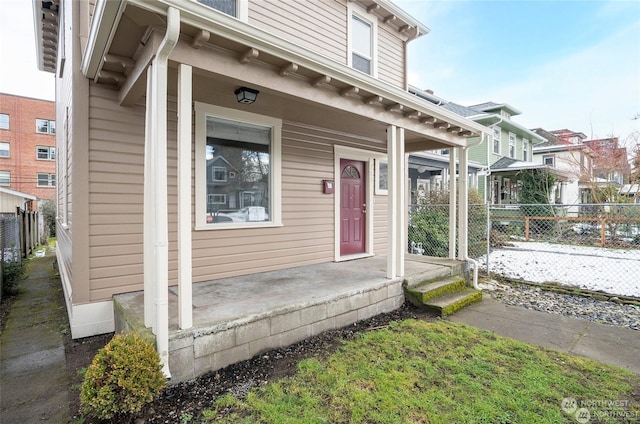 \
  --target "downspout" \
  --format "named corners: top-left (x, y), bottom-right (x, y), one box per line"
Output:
top-left (459, 132), bottom-right (487, 290)
top-left (153, 6), bottom-right (180, 378)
